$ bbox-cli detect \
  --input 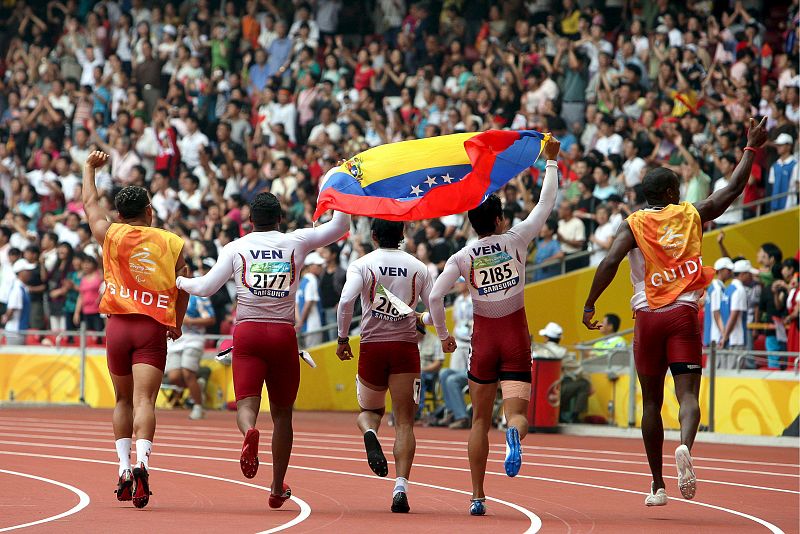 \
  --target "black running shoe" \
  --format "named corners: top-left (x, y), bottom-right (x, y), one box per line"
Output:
top-left (363, 431), bottom-right (388, 477)
top-left (132, 464), bottom-right (152, 509)
top-left (115, 469), bottom-right (133, 501)
top-left (391, 492), bottom-right (410, 513)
